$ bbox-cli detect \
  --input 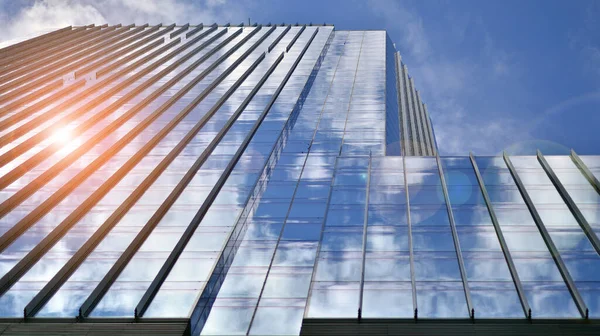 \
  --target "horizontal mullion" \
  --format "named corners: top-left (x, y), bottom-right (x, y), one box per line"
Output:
top-left (0, 28), bottom-right (246, 251)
